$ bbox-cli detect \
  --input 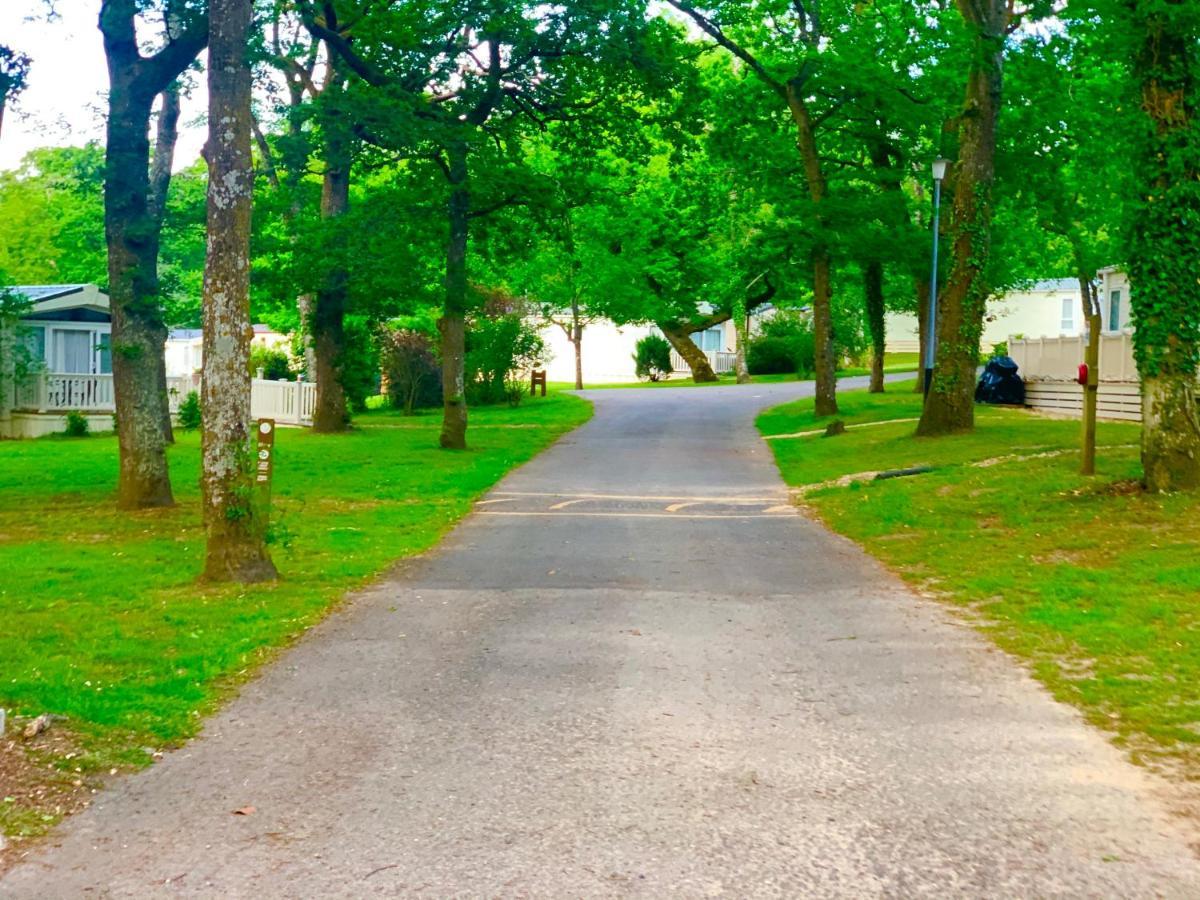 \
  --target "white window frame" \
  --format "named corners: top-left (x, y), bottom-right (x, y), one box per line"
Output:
top-left (44, 323), bottom-right (113, 374)
top-left (1060, 297), bottom-right (1075, 333)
